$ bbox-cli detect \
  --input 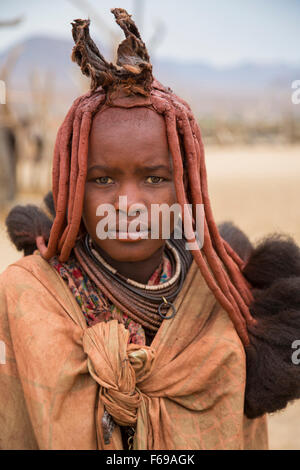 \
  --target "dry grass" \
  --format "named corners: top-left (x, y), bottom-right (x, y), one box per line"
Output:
top-left (0, 144), bottom-right (300, 449)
